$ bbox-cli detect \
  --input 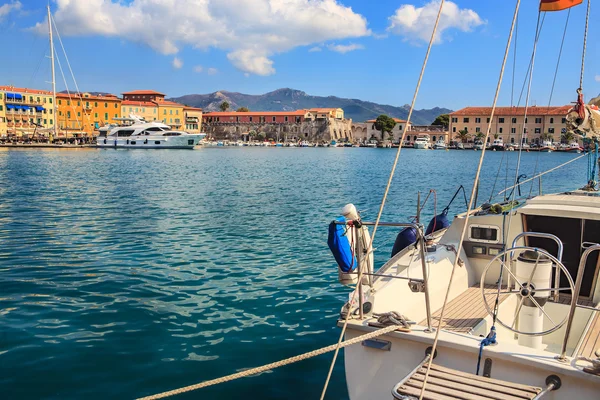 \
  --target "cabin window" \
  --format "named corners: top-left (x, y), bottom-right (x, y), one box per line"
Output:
top-left (469, 225), bottom-right (499, 243)
top-left (130, 141), bottom-right (136, 145)
top-left (117, 129), bottom-right (135, 137)
top-left (188, 140), bottom-right (194, 145)
top-left (155, 141), bottom-right (161, 145)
